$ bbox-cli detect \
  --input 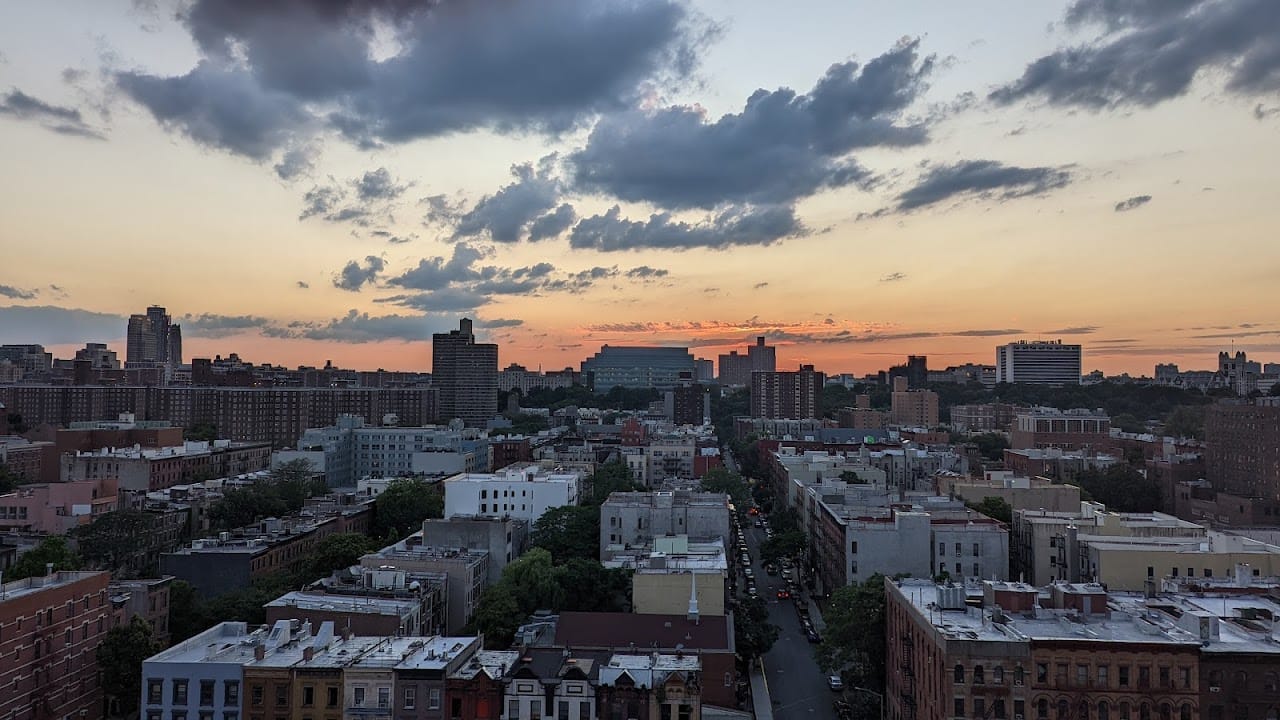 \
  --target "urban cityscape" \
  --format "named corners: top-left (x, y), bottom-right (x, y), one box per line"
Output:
top-left (2, 3), bottom-right (1279, 720)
